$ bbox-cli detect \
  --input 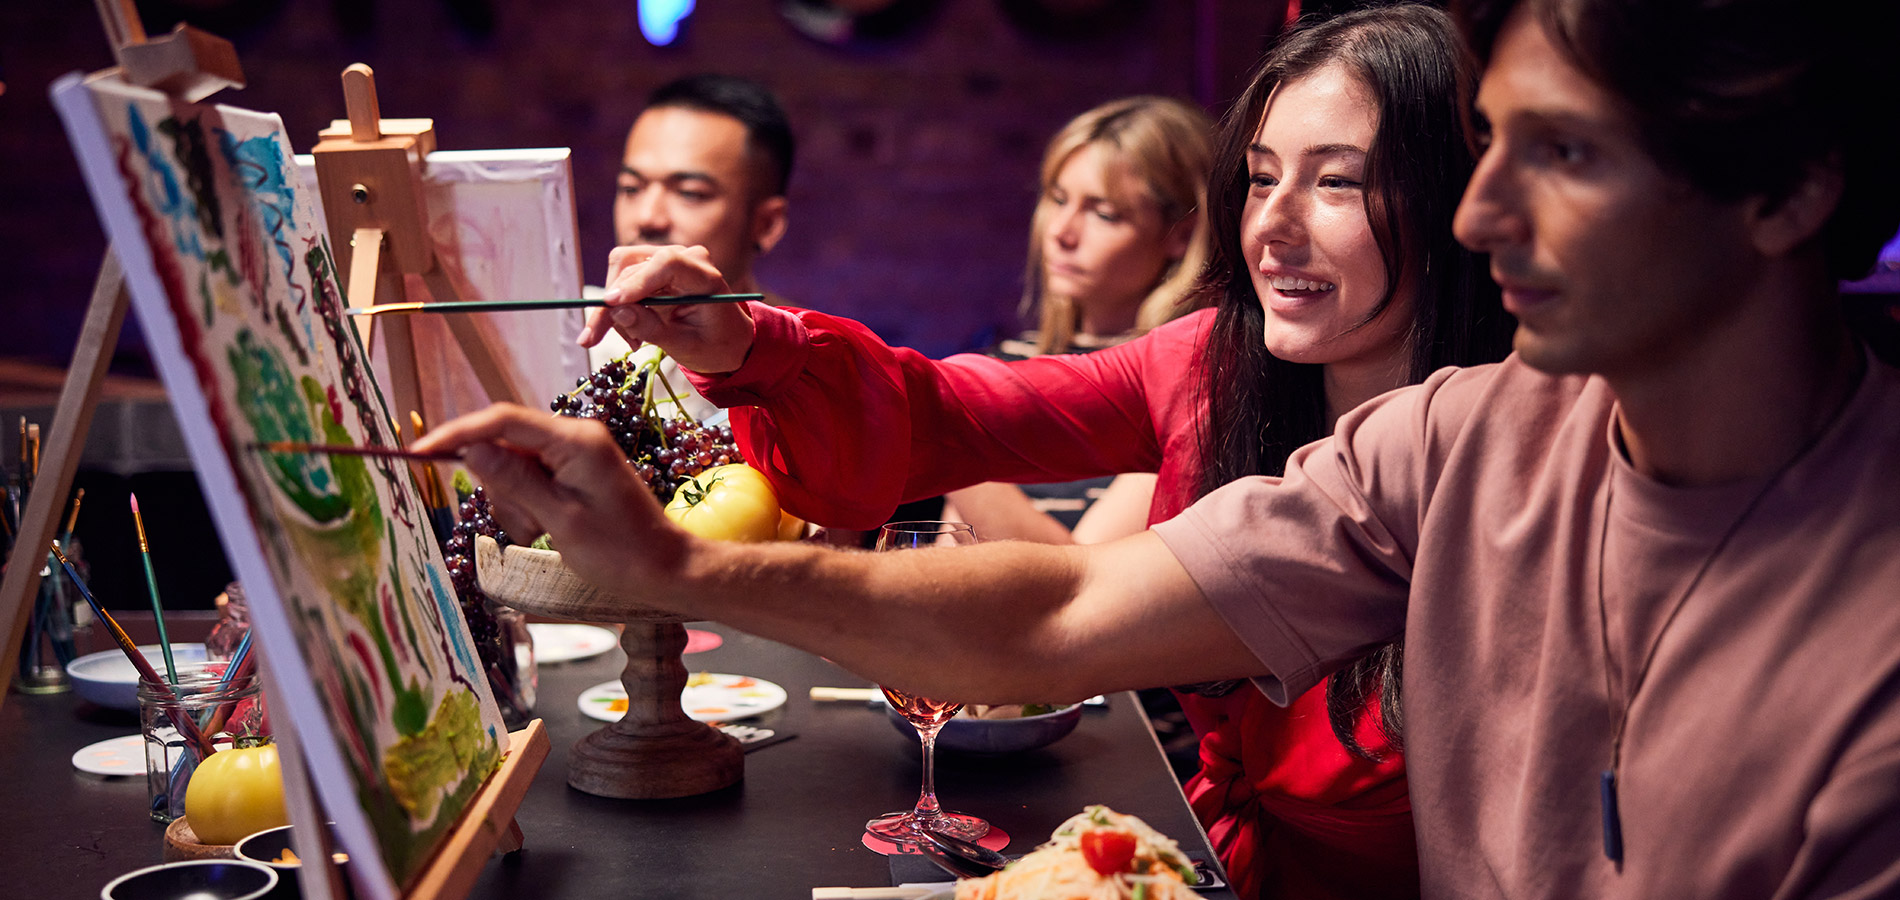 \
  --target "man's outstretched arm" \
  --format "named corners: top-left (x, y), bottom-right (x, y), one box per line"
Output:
top-left (414, 403), bottom-right (1262, 703)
